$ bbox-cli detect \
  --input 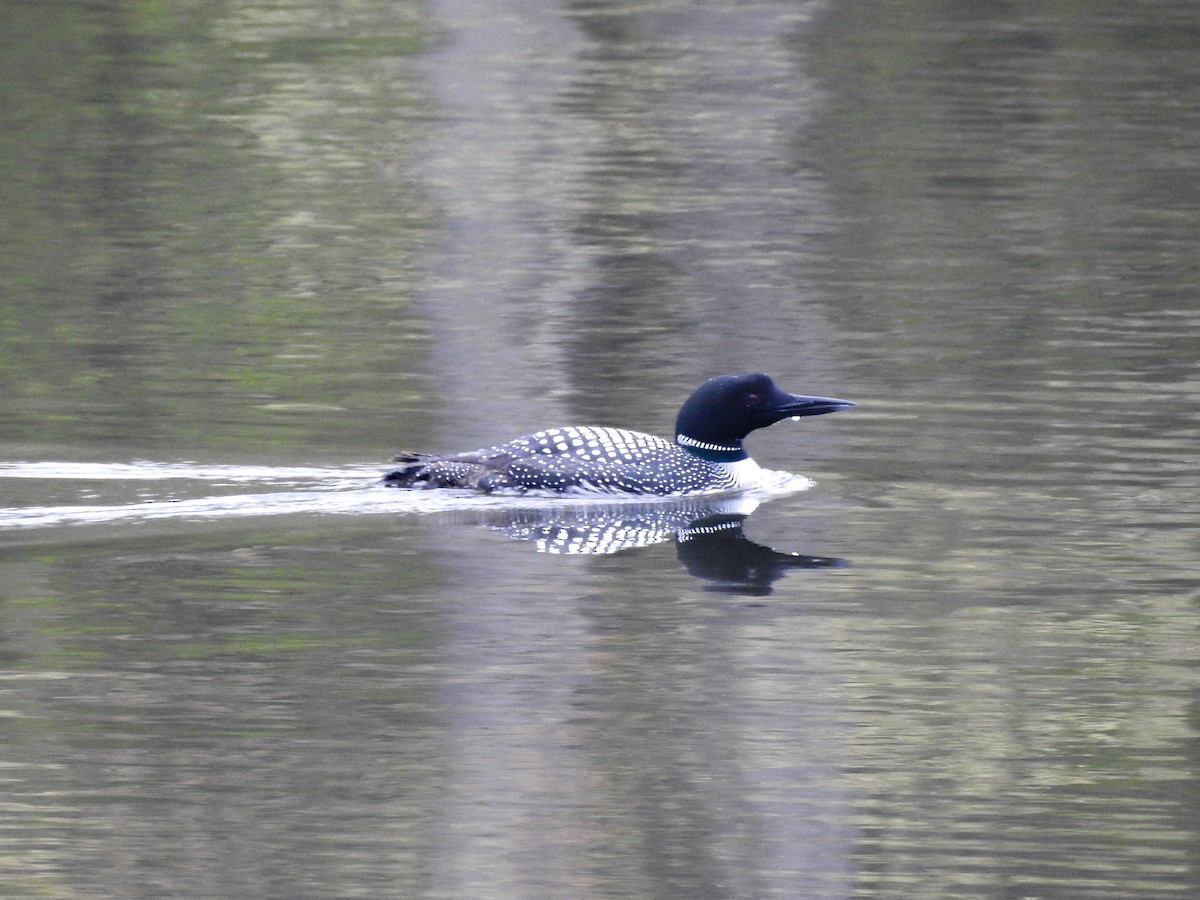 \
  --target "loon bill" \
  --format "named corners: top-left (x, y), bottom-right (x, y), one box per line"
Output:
top-left (383, 372), bottom-right (854, 495)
